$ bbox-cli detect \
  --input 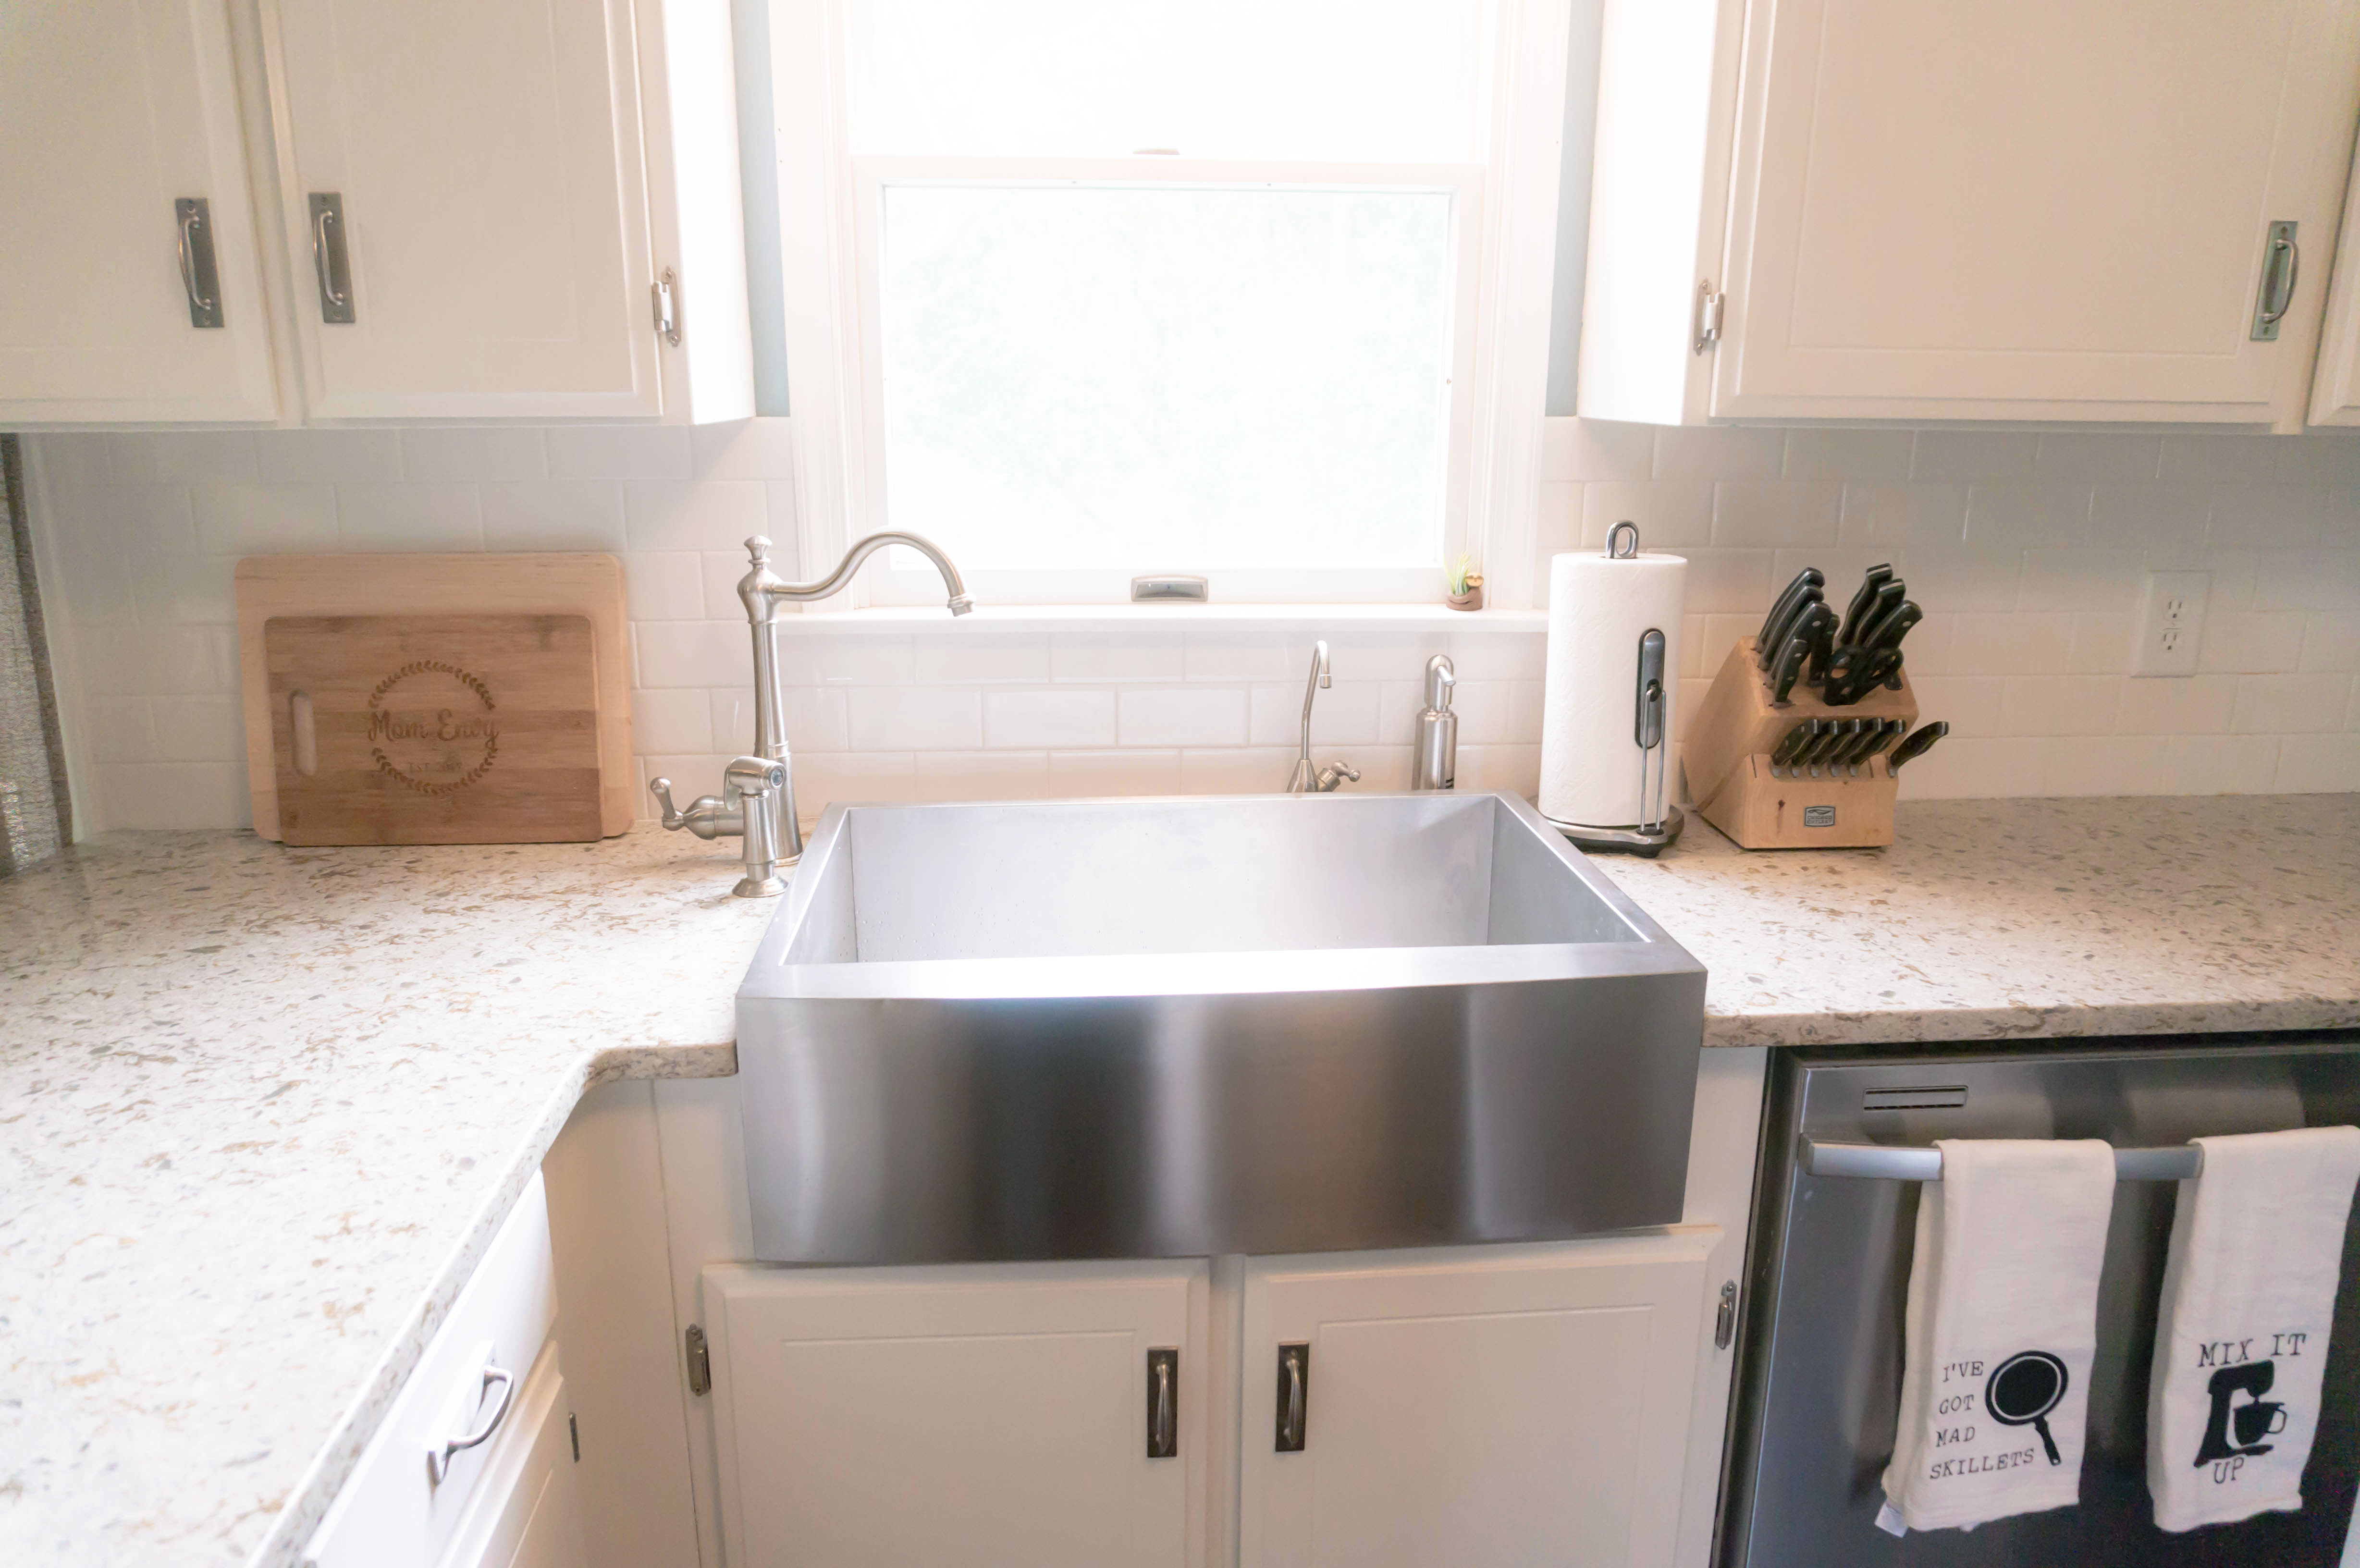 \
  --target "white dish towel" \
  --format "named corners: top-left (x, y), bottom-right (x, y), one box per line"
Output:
top-left (1878, 1139), bottom-right (2117, 1535)
top-left (2149, 1126), bottom-right (2360, 1532)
